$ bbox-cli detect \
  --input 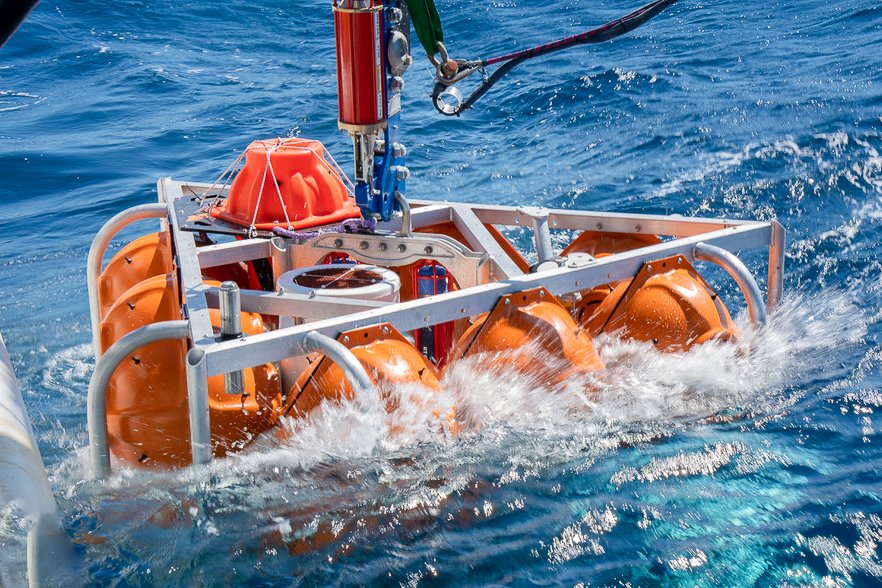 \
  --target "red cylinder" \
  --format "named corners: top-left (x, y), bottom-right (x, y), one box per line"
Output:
top-left (334, 0), bottom-right (386, 132)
